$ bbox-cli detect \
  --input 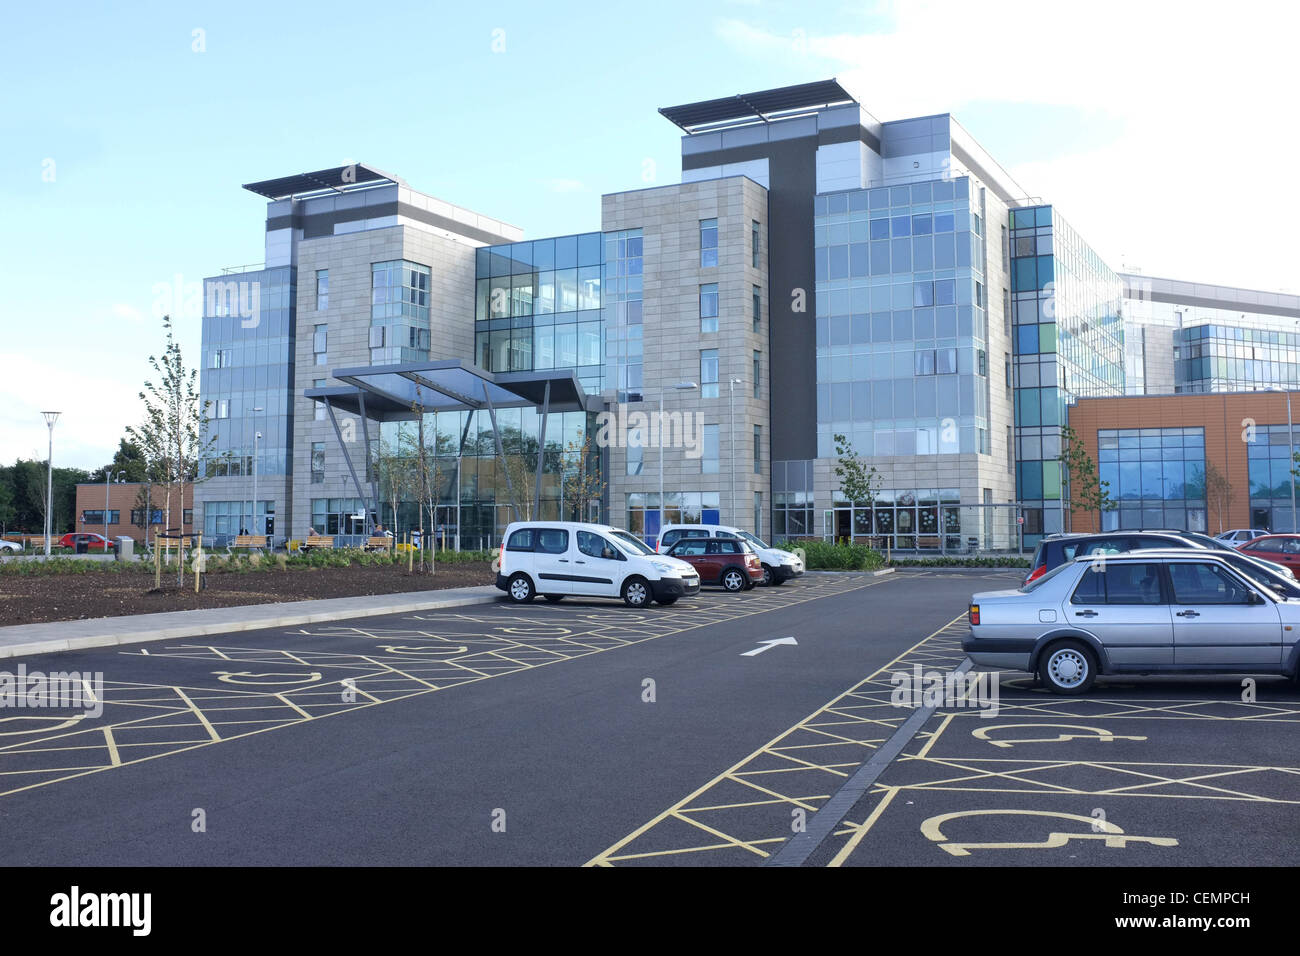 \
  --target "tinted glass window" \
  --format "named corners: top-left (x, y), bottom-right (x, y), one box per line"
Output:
top-left (1071, 562), bottom-right (1163, 605)
top-left (1169, 563), bottom-right (1251, 605)
top-left (1247, 537), bottom-right (1284, 553)
top-left (673, 540), bottom-right (707, 556)
top-left (535, 529), bottom-right (569, 554)
top-left (1078, 537), bottom-right (1130, 557)
top-left (506, 529), bottom-right (534, 552)
top-left (662, 530), bottom-right (683, 547)
top-left (577, 531), bottom-right (609, 558)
